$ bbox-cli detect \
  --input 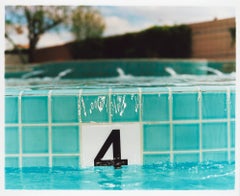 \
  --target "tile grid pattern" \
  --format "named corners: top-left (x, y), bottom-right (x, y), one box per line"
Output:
top-left (78, 89), bottom-right (82, 167)
top-left (18, 91), bottom-right (23, 168)
top-left (198, 87), bottom-right (203, 162)
top-left (48, 90), bottom-right (52, 167)
top-left (5, 86), bottom-right (235, 168)
top-left (227, 87), bottom-right (232, 162)
top-left (142, 87), bottom-right (235, 164)
top-left (168, 87), bottom-right (174, 162)
top-left (138, 87), bottom-right (143, 164)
